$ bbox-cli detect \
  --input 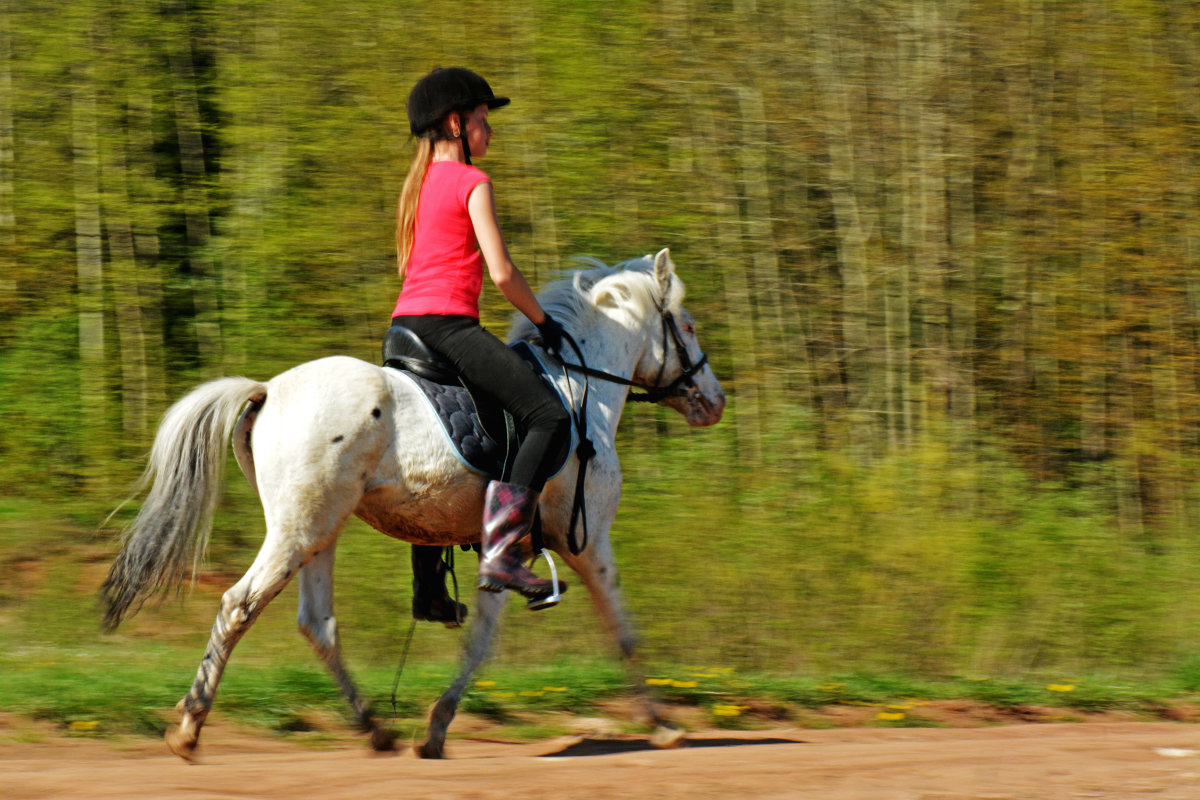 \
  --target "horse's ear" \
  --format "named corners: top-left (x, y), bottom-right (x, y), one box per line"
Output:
top-left (653, 248), bottom-right (675, 296)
